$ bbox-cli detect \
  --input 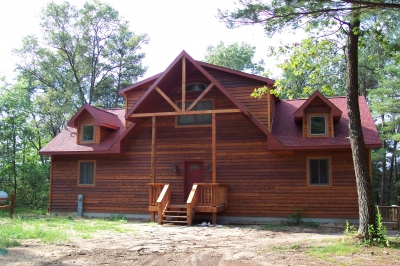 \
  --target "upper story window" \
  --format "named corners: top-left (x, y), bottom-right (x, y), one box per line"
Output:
top-left (309, 116), bottom-right (326, 136)
top-left (308, 157), bottom-right (331, 186)
top-left (177, 100), bottom-right (212, 126)
top-left (178, 83), bottom-right (209, 92)
top-left (186, 83), bottom-right (208, 92)
top-left (82, 125), bottom-right (95, 142)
